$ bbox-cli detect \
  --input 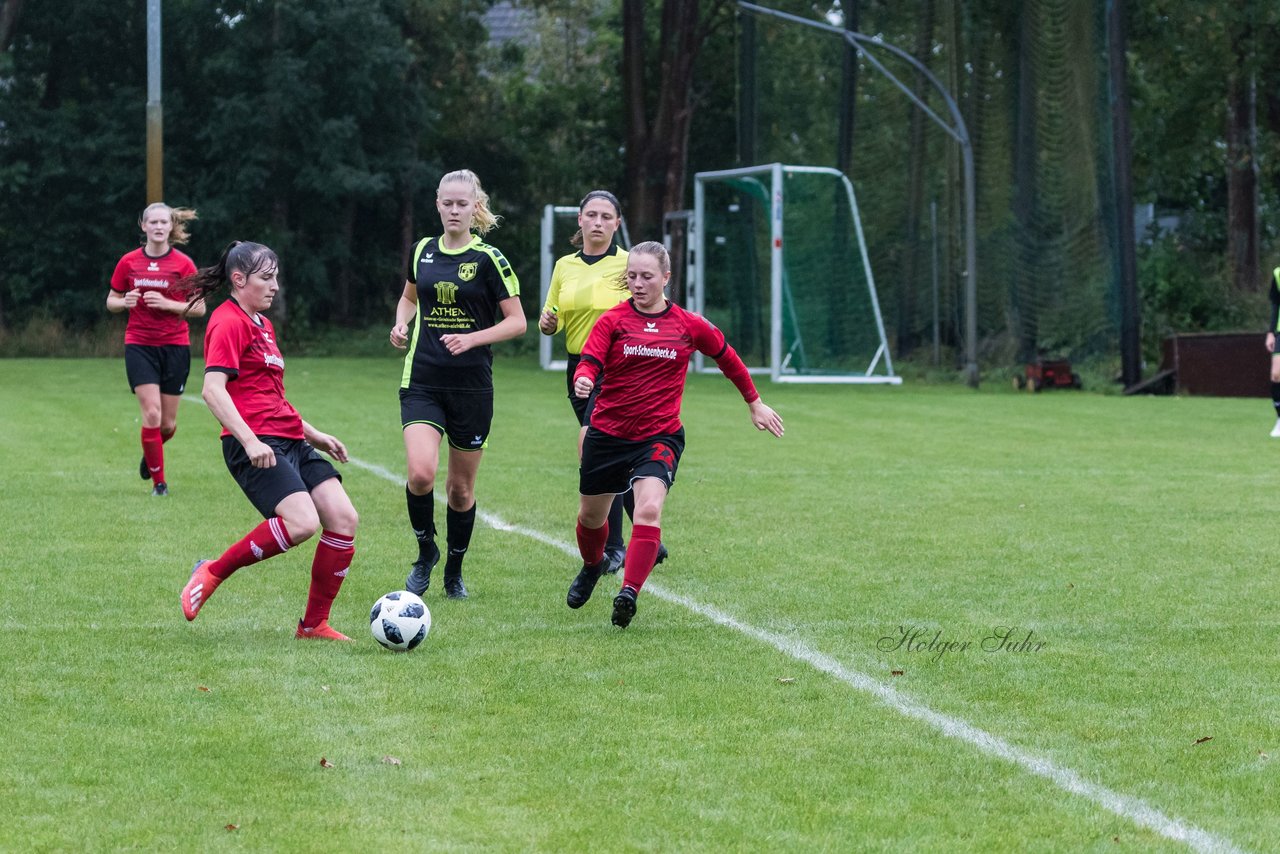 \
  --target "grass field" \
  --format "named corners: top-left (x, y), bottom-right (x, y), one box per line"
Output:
top-left (1, 355), bottom-right (1276, 852)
